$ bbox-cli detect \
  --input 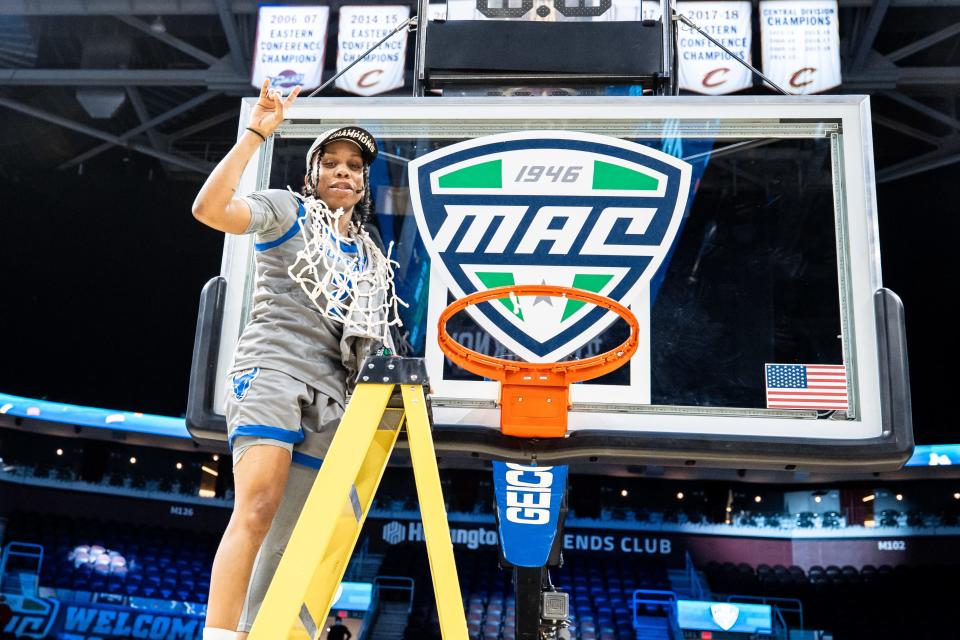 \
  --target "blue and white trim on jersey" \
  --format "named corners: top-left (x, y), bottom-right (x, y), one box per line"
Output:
top-left (255, 201), bottom-right (307, 251)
